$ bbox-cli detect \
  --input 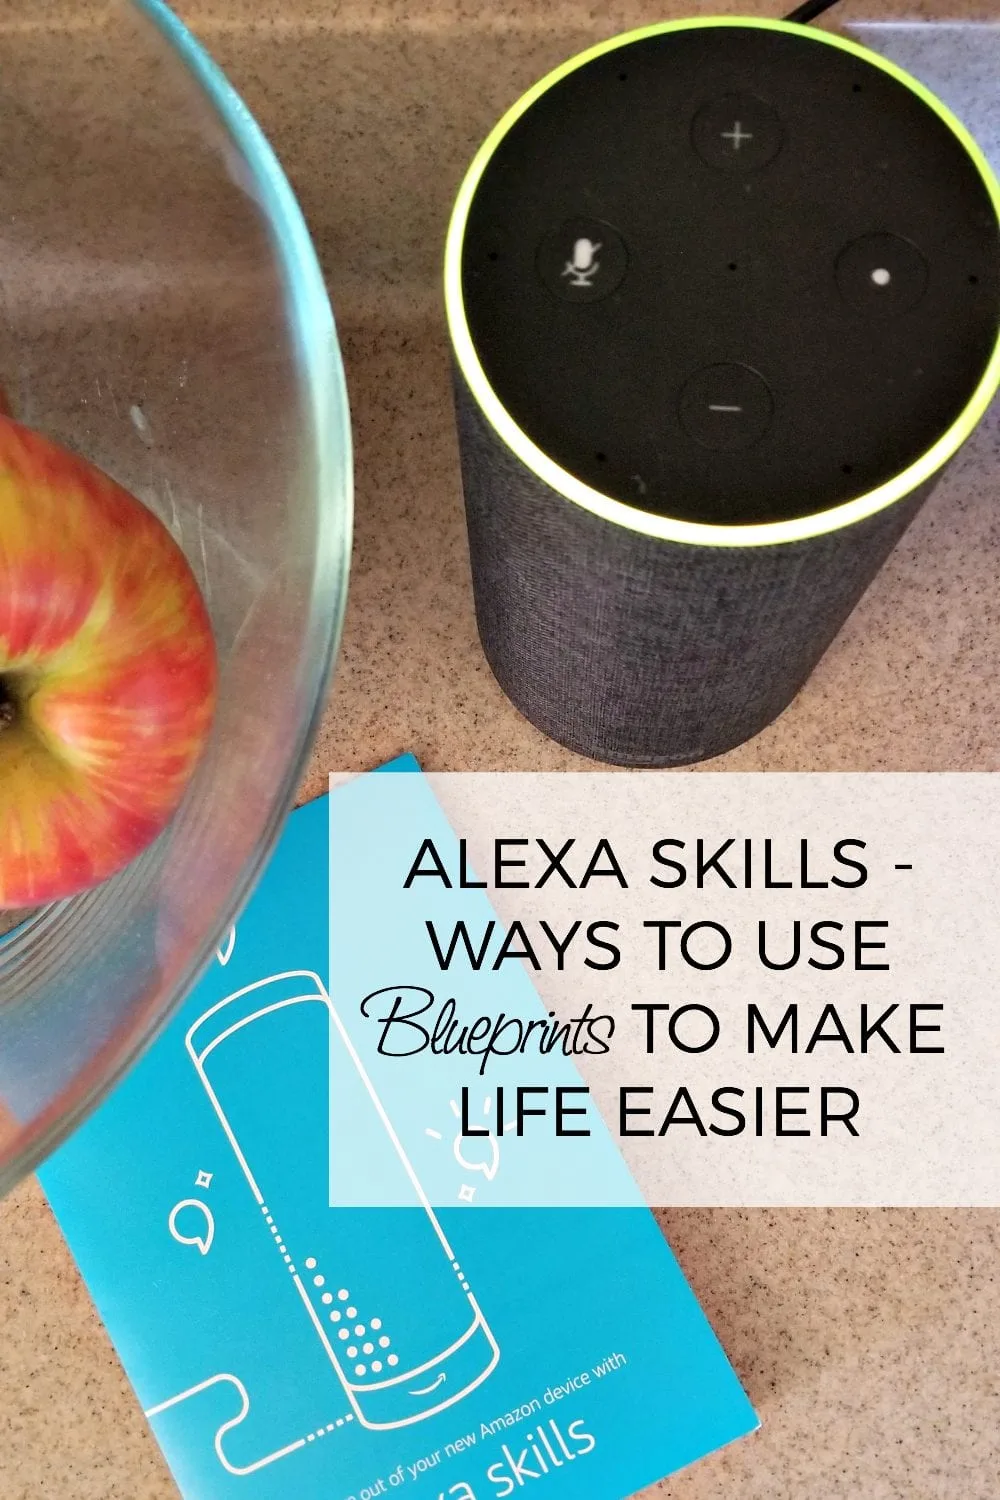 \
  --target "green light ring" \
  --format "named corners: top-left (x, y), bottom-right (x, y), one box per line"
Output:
top-left (444, 16), bottom-right (1000, 549)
